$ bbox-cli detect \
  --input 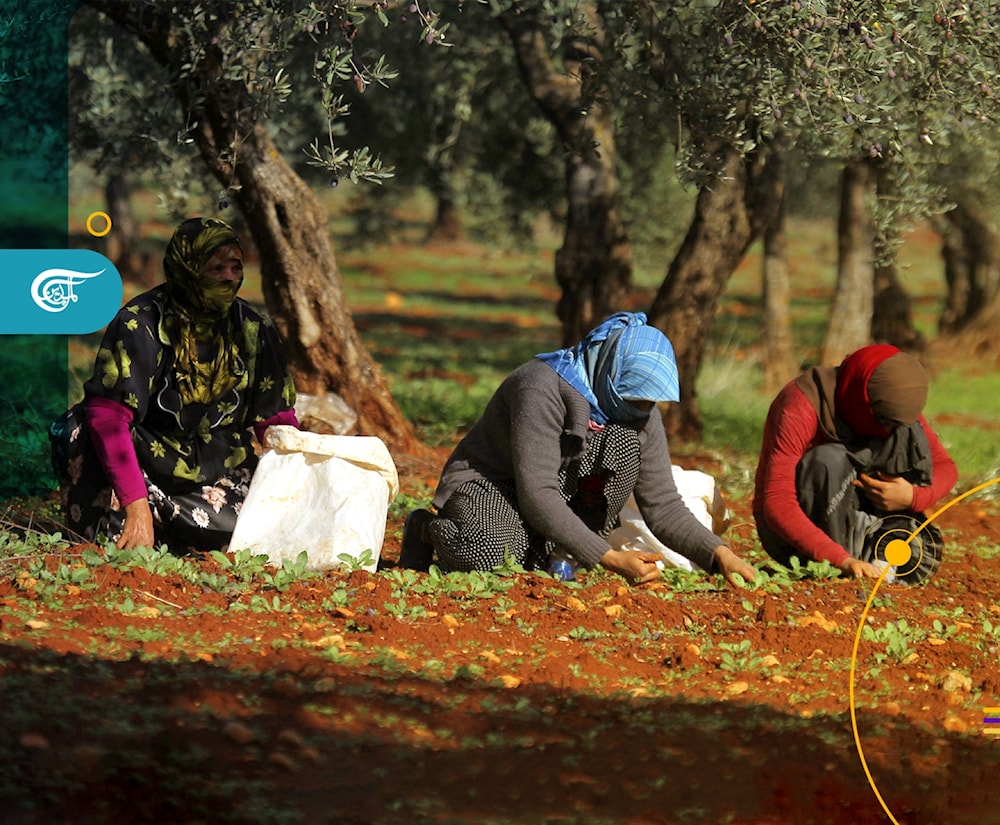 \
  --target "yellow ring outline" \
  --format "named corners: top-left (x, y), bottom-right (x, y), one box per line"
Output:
top-left (849, 476), bottom-right (1000, 824)
top-left (85, 211), bottom-right (112, 238)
